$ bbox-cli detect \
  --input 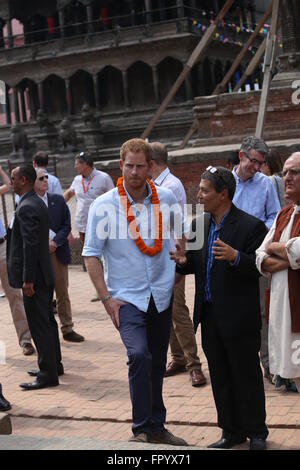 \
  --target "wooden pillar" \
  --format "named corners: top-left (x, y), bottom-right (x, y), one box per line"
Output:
top-left (122, 70), bottom-right (129, 108)
top-left (159, 1), bottom-right (166, 21)
top-left (177, 0), bottom-right (185, 18)
top-left (184, 62), bottom-right (193, 100)
top-left (87, 3), bottom-right (94, 34)
top-left (5, 85), bottom-right (11, 125)
top-left (145, 0), bottom-right (152, 24)
top-left (152, 65), bottom-right (160, 104)
top-left (92, 73), bottom-right (100, 111)
top-left (213, 0), bottom-right (219, 13)
top-left (196, 61), bottom-right (205, 96)
top-left (13, 87), bottom-right (20, 123)
top-left (38, 81), bottom-right (44, 111)
top-left (65, 78), bottom-right (72, 115)
top-left (6, 18), bottom-right (13, 48)
top-left (20, 89), bottom-right (27, 123)
top-left (58, 9), bottom-right (65, 39)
